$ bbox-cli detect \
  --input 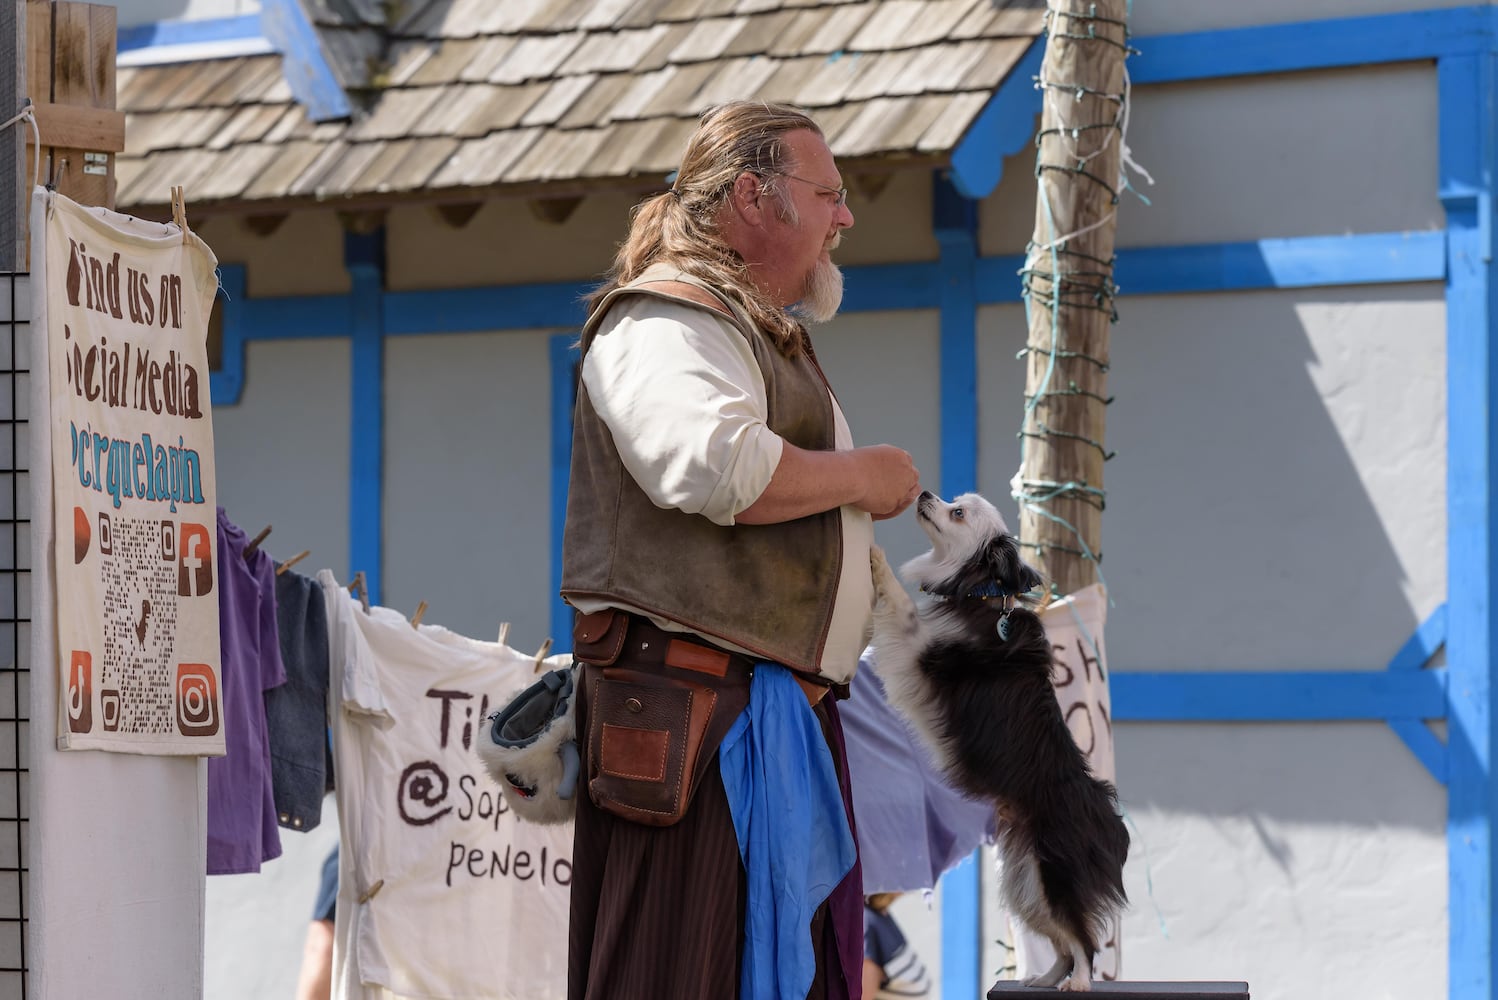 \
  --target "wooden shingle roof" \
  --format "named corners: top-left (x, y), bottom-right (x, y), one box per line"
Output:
top-left (115, 0), bottom-right (1044, 213)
